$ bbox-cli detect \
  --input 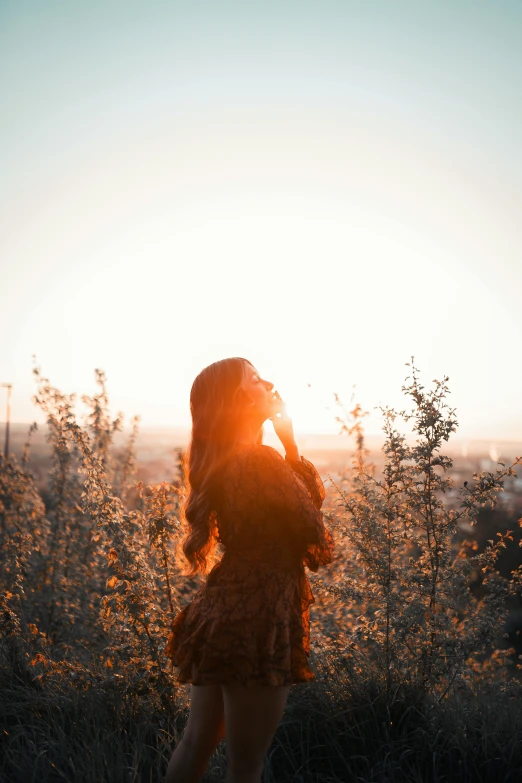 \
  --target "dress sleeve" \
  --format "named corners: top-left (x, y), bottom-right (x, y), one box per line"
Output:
top-left (284, 455), bottom-right (325, 511)
top-left (227, 445), bottom-right (334, 572)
